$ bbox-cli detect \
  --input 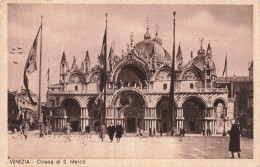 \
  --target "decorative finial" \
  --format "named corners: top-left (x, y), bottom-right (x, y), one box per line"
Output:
top-left (173, 11), bottom-right (176, 18)
top-left (155, 23), bottom-right (159, 37)
top-left (199, 37), bottom-right (204, 49)
top-left (41, 15), bottom-right (43, 20)
top-left (130, 32), bottom-right (134, 46)
top-left (111, 41), bottom-right (115, 49)
top-left (145, 16), bottom-right (151, 30)
top-left (105, 13), bottom-right (108, 23)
